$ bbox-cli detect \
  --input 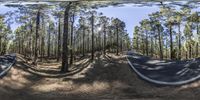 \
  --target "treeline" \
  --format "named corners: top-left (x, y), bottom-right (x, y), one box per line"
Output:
top-left (4, 2), bottom-right (130, 72)
top-left (0, 15), bottom-right (12, 55)
top-left (133, 5), bottom-right (200, 60)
